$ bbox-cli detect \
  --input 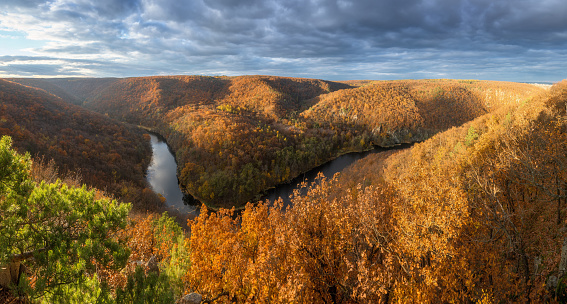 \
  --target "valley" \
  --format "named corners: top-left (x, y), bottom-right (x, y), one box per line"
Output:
top-left (2, 75), bottom-right (567, 303)
top-left (8, 76), bottom-right (544, 210)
